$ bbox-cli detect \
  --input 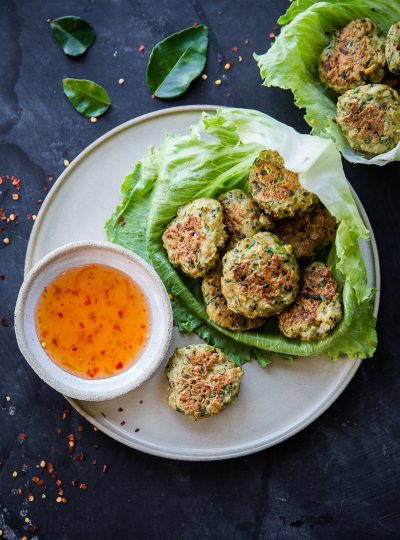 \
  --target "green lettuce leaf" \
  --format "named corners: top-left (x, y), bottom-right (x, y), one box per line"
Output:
top-left (254, 0), bottom-right (400, 165)
top-left (106, 107), bottom-right (378, 363)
